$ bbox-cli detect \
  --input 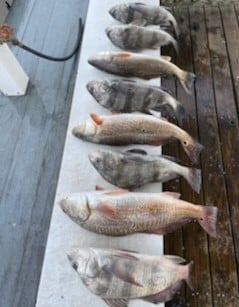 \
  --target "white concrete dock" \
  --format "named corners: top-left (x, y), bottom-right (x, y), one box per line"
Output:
top-left (36, 1), bottom-right (163, 306)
